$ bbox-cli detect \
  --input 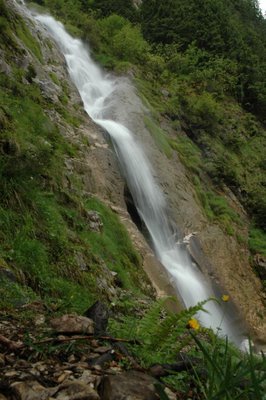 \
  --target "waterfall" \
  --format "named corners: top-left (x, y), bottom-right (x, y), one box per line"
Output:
top-left (34, 14), bottom-right (243, 345)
